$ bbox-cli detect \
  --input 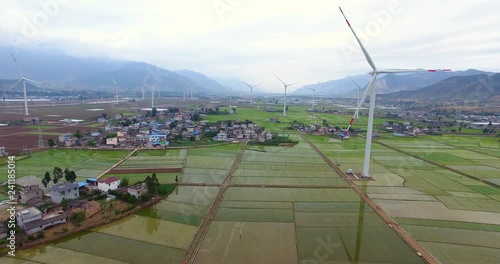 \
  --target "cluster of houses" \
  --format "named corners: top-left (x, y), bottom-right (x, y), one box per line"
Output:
top-left (9, 176), bottom-right (146, 236)
top-left (57, 109), bottom-right (271, 148)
